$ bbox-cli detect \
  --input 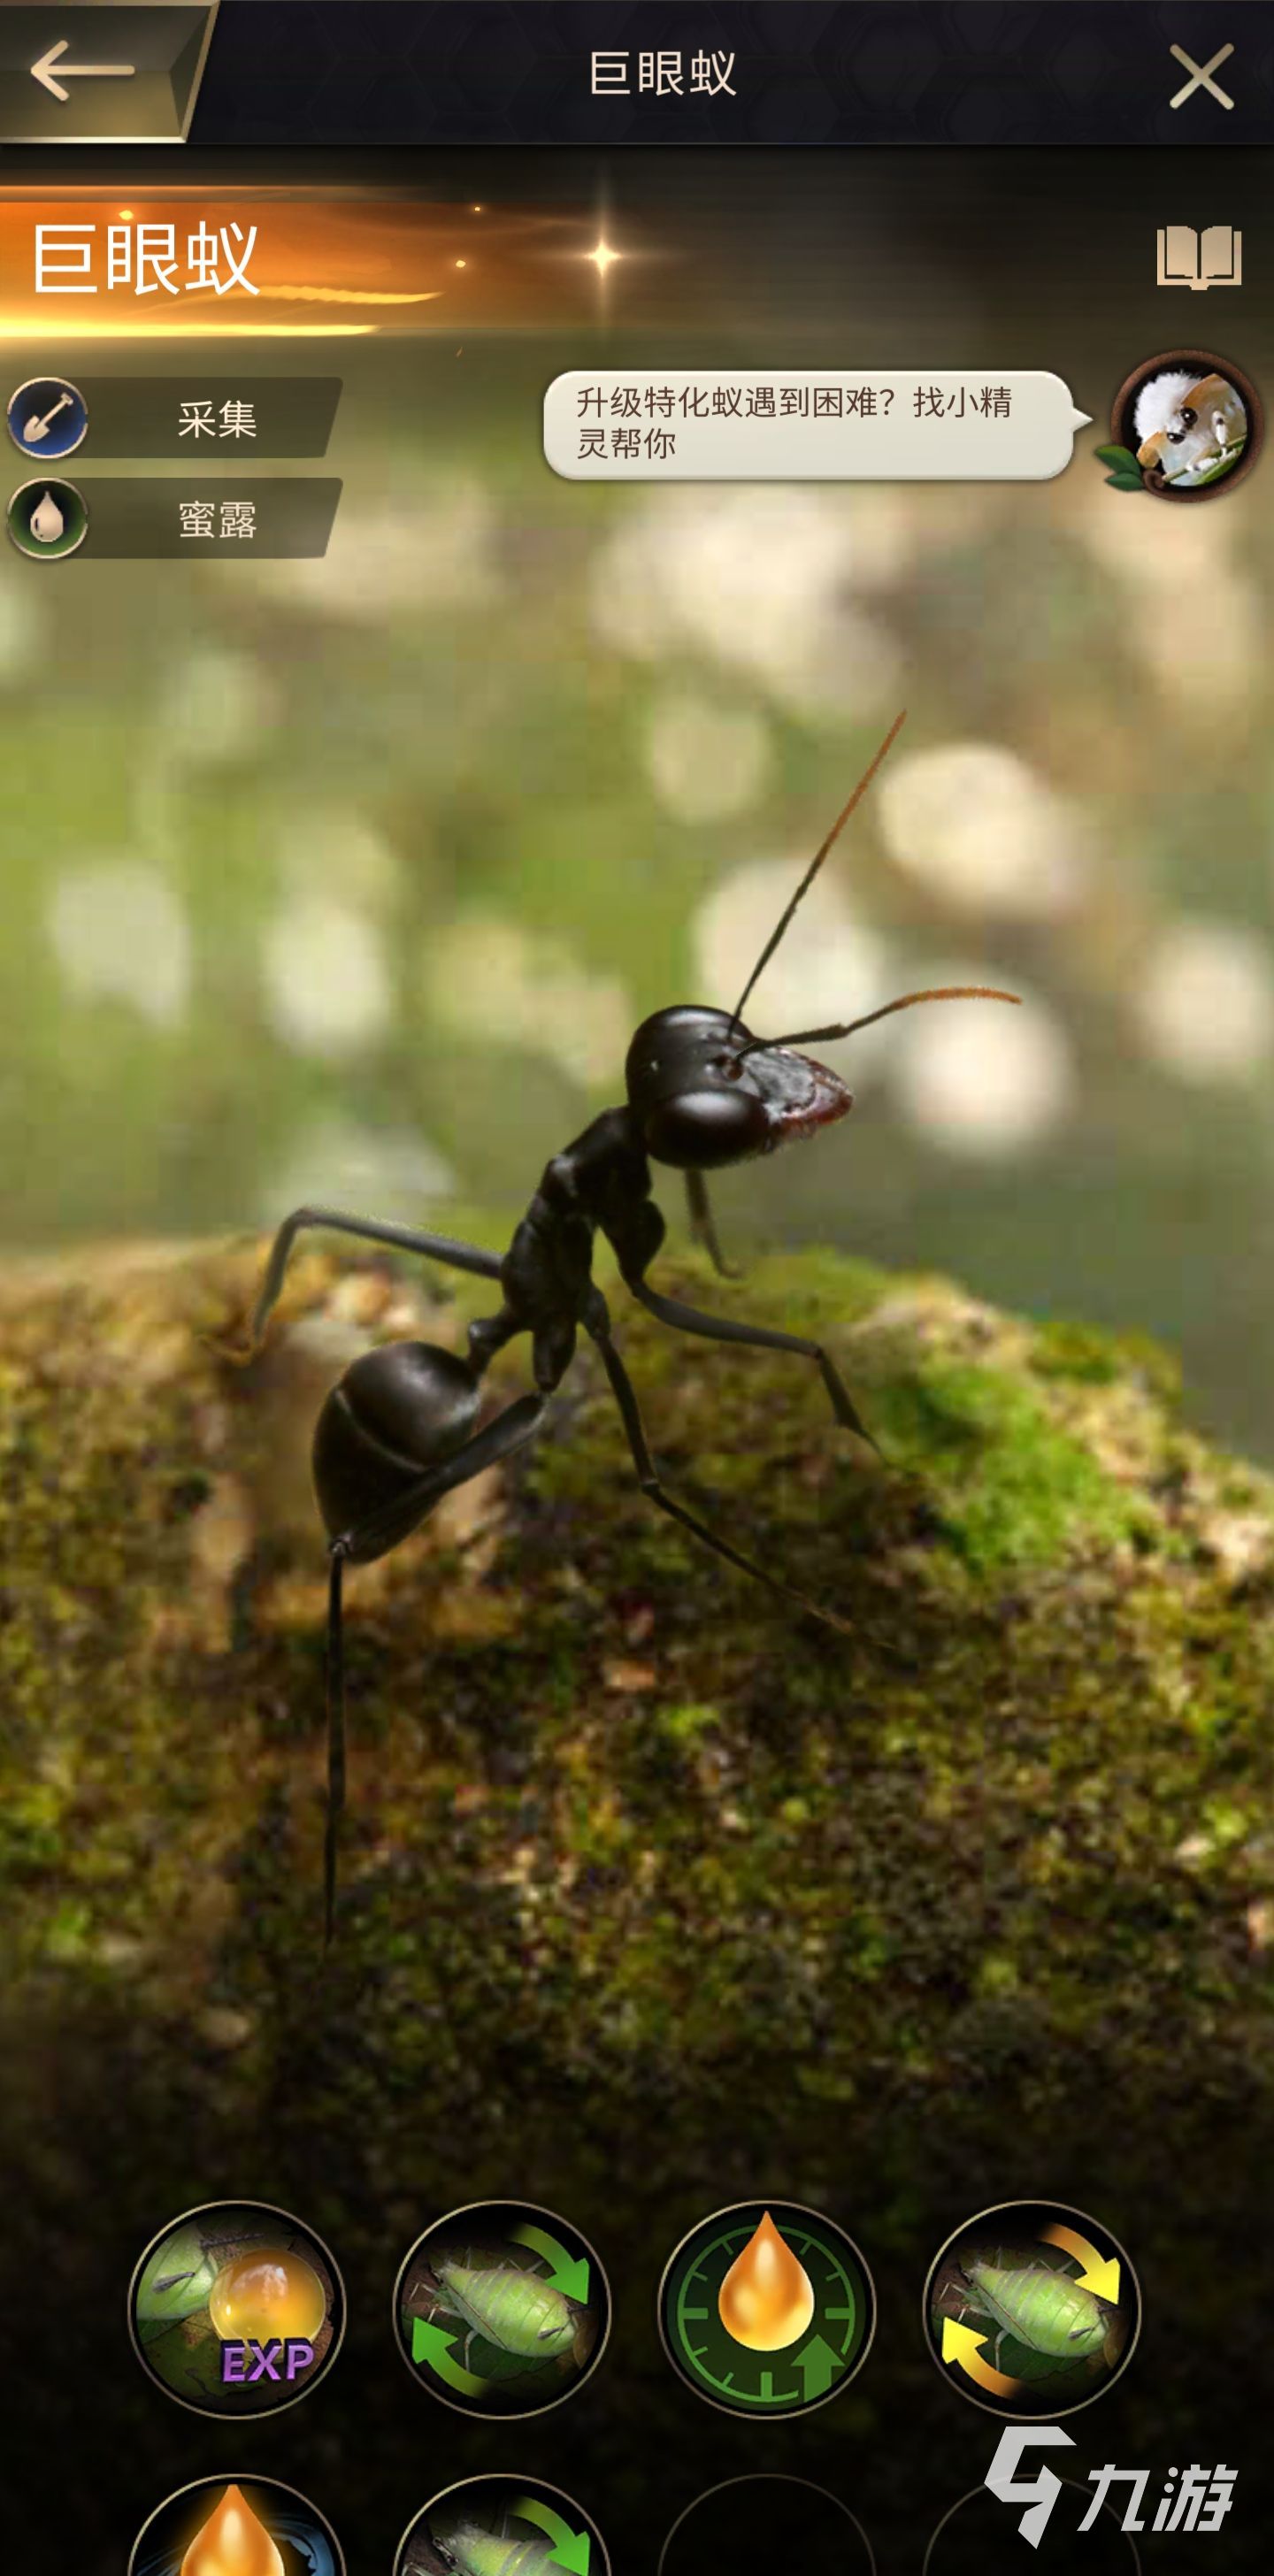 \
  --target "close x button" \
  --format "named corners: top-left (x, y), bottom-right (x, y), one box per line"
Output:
top-left (0, 4), bottom-right (219, 143)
